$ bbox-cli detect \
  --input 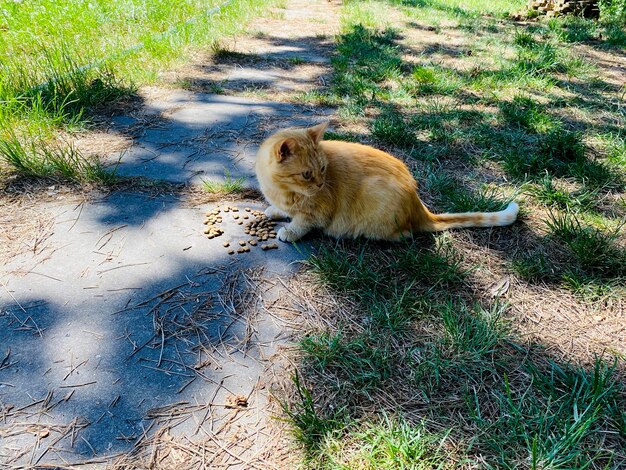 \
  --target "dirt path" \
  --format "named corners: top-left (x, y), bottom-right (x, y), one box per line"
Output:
top-left (0, 1), bottom-right (340, 467)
